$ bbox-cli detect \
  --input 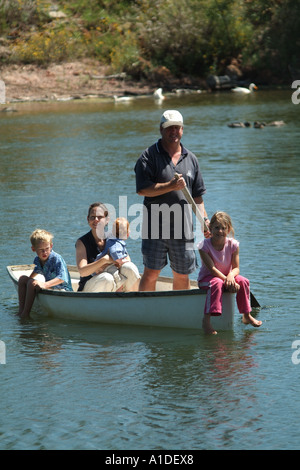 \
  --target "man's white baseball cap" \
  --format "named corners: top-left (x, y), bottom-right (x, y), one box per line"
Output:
top-left (160, 110), bottom-right (183, 128)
